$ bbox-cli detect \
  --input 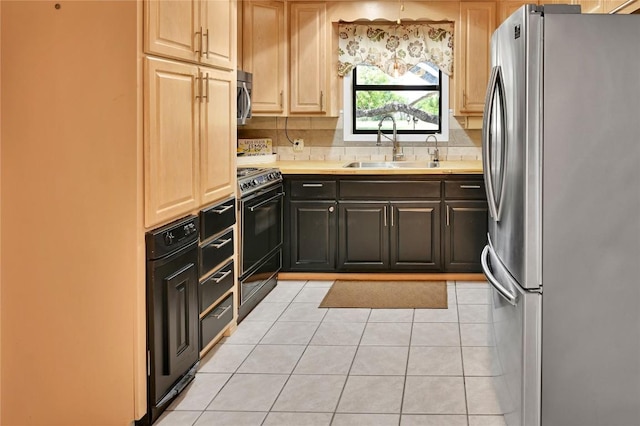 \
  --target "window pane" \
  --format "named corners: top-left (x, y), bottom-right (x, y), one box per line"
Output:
top-left (355, 63), bottom-right (440, 86)
top-left (354, 90), bottom-right (440, 131)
